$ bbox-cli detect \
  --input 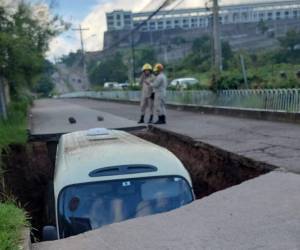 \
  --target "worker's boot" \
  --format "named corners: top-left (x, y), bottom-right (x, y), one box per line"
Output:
top-left (161, 115), bottom-right (166, 124)
top-left (154, 115), bottom-right (163, 124)
top-left (138, 115), bottom-right (145, 124)
top-left (148, 115), bottom-right (153, 124)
